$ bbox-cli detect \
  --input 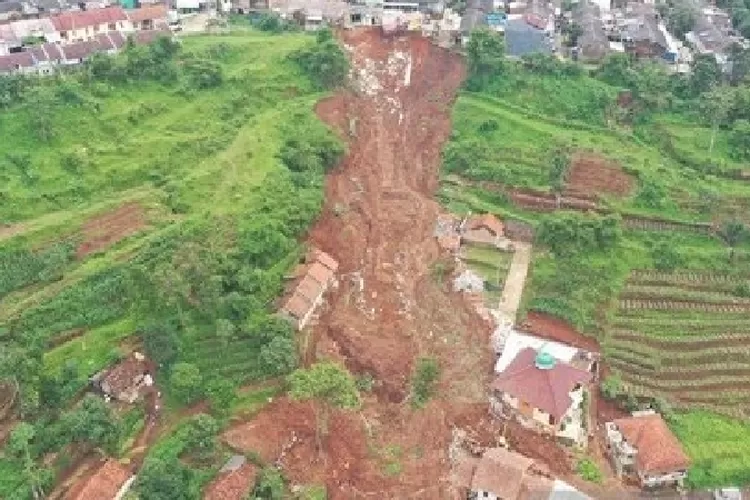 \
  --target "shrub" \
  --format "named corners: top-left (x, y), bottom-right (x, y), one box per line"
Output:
top-left (169, 362), bottom-right (203, 405)
top-left (290, 31), bottom-right (349, 90)
top-left (576, 458), bottom-right (603, 483)
top-left (600, 374), bottom-right (623, 400)
top-left (183, 58), bottom-right (223, 90)
top-left (411, 357), bottom-right (439, 409)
